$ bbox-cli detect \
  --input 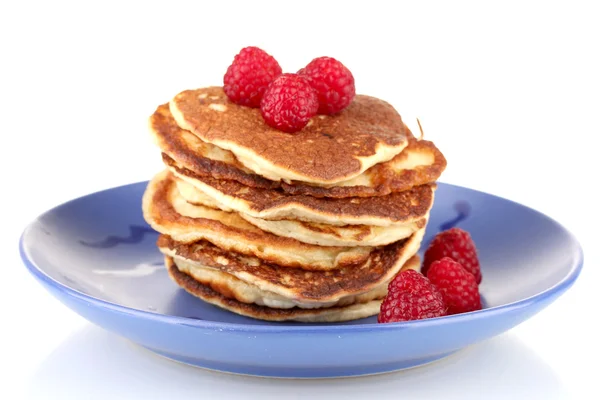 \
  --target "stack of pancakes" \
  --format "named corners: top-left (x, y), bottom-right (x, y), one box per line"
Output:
top-left (143, 87), bottom-right (446, 322)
